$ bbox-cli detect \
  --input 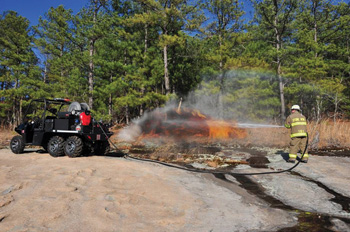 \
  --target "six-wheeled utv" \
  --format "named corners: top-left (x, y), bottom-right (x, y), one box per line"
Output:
top-left (10, 98), bottom-right (113, 157)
